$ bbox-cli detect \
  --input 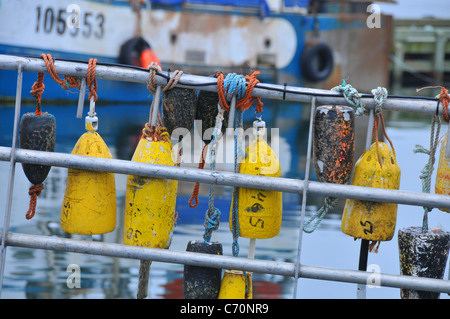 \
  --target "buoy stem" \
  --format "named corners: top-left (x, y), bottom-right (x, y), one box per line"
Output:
top-left (137, 260), bottom-right (152, 299)
top-left (248, 238), bottom-right (256, 259)
top-left (76, 78), bottom-right (86, 119)
top-left (150, 85), bottom-right (162, 127)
